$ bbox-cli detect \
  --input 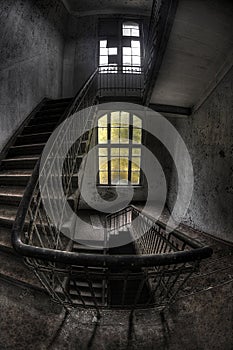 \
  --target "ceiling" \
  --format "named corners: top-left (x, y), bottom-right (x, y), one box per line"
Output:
top-left (61, 0), bottom-right (153, 16)
top-left (150, 0), bottom-right (233, 108)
